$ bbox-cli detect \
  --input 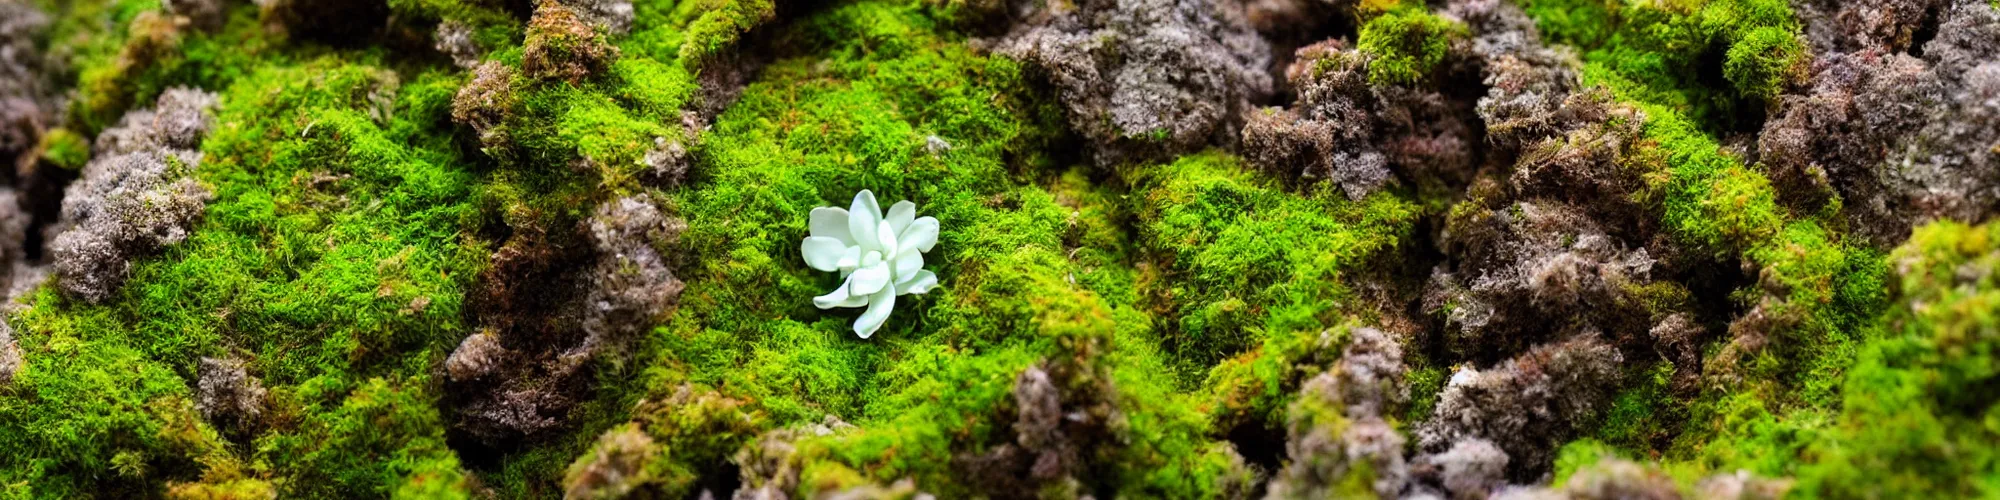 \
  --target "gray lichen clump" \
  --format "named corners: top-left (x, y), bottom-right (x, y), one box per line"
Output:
top-left (1761, 1), bottom-right (2000, 245)
top-left (0, 319), bottom-right (21, 386)
top-left (580, 194), bottom-right (686, 346)
top-left (558, 0), bottom-right (635, 36)
top-left (0, 2), bottom-right (59, 164)
top-left (1242, 38), bottom-right (1481, 200)
top-left (993, 0), bottom-right (1273, 167)
top-left (1266, 327), bottom-right (1410, 498)
top-left (48, 87), bottom-right (217, 303)
top-left (196, 356), bottom-right (268, 436)
top-left (1417, 335), bottom-right (1623, 480)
